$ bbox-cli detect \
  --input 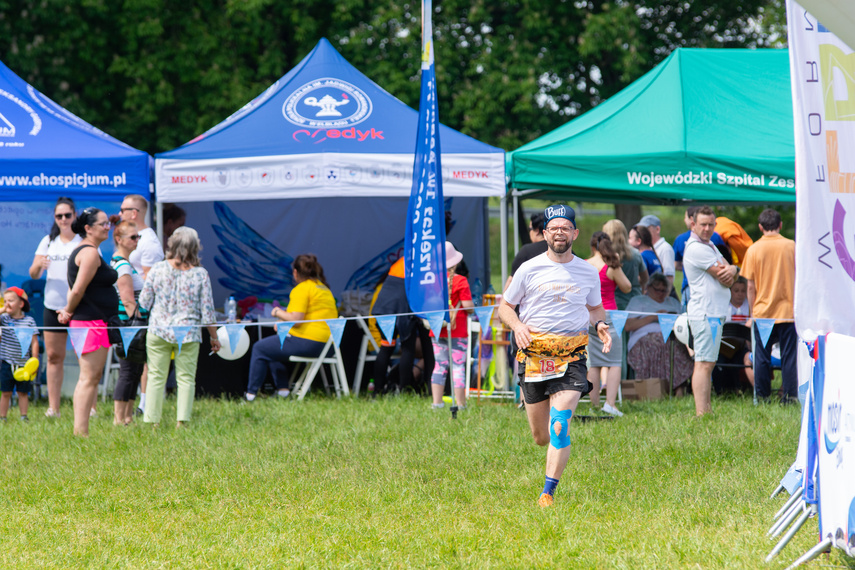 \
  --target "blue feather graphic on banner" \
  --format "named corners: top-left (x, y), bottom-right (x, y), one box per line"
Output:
top-left (755, 318), bottom-right (775, 348)
top-left (609, 311), bottom-right (628, 337)
top-left (172, 326), bottom-right (192, 355)
top-left (14, 327), bottom-right (36, 359)
top-left (657, 314), bottom-right (678, 342)
top-left (376, 315), bottom-right (397, 343)
top-left (212, 201), bottom-right (295, 300)
top-left (68, 327), bottom-right (89, 359)
top-left (119, 327), bottom-right (143, 354)
top-left (277, 322), bottom-right (294, 348)
top-left (327, 320), bottom-right (345, 348)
